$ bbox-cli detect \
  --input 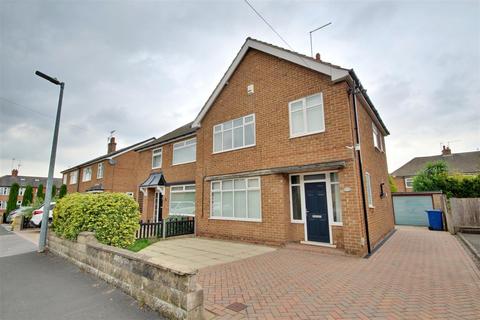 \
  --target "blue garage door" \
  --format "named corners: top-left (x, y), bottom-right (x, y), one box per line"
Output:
top-left (393, 195), bottom-right (433, 226)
